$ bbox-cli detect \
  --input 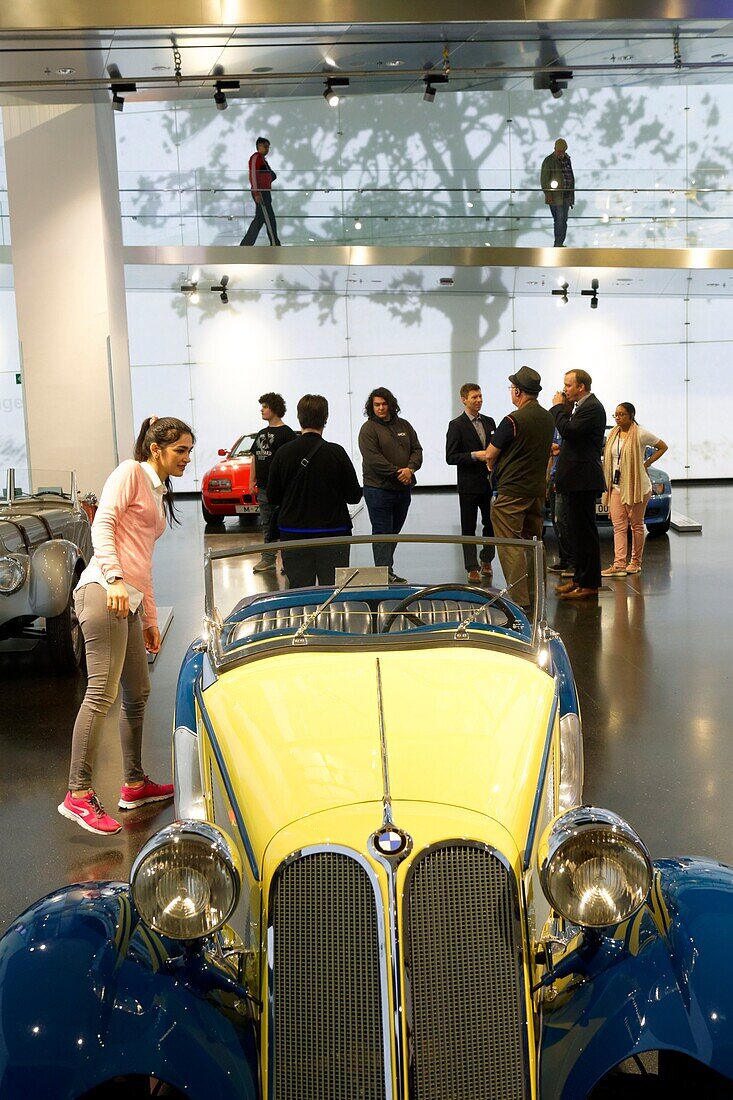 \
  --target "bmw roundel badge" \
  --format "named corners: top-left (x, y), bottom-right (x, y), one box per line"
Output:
top-left (373, 827), bottom-right (409, 856)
